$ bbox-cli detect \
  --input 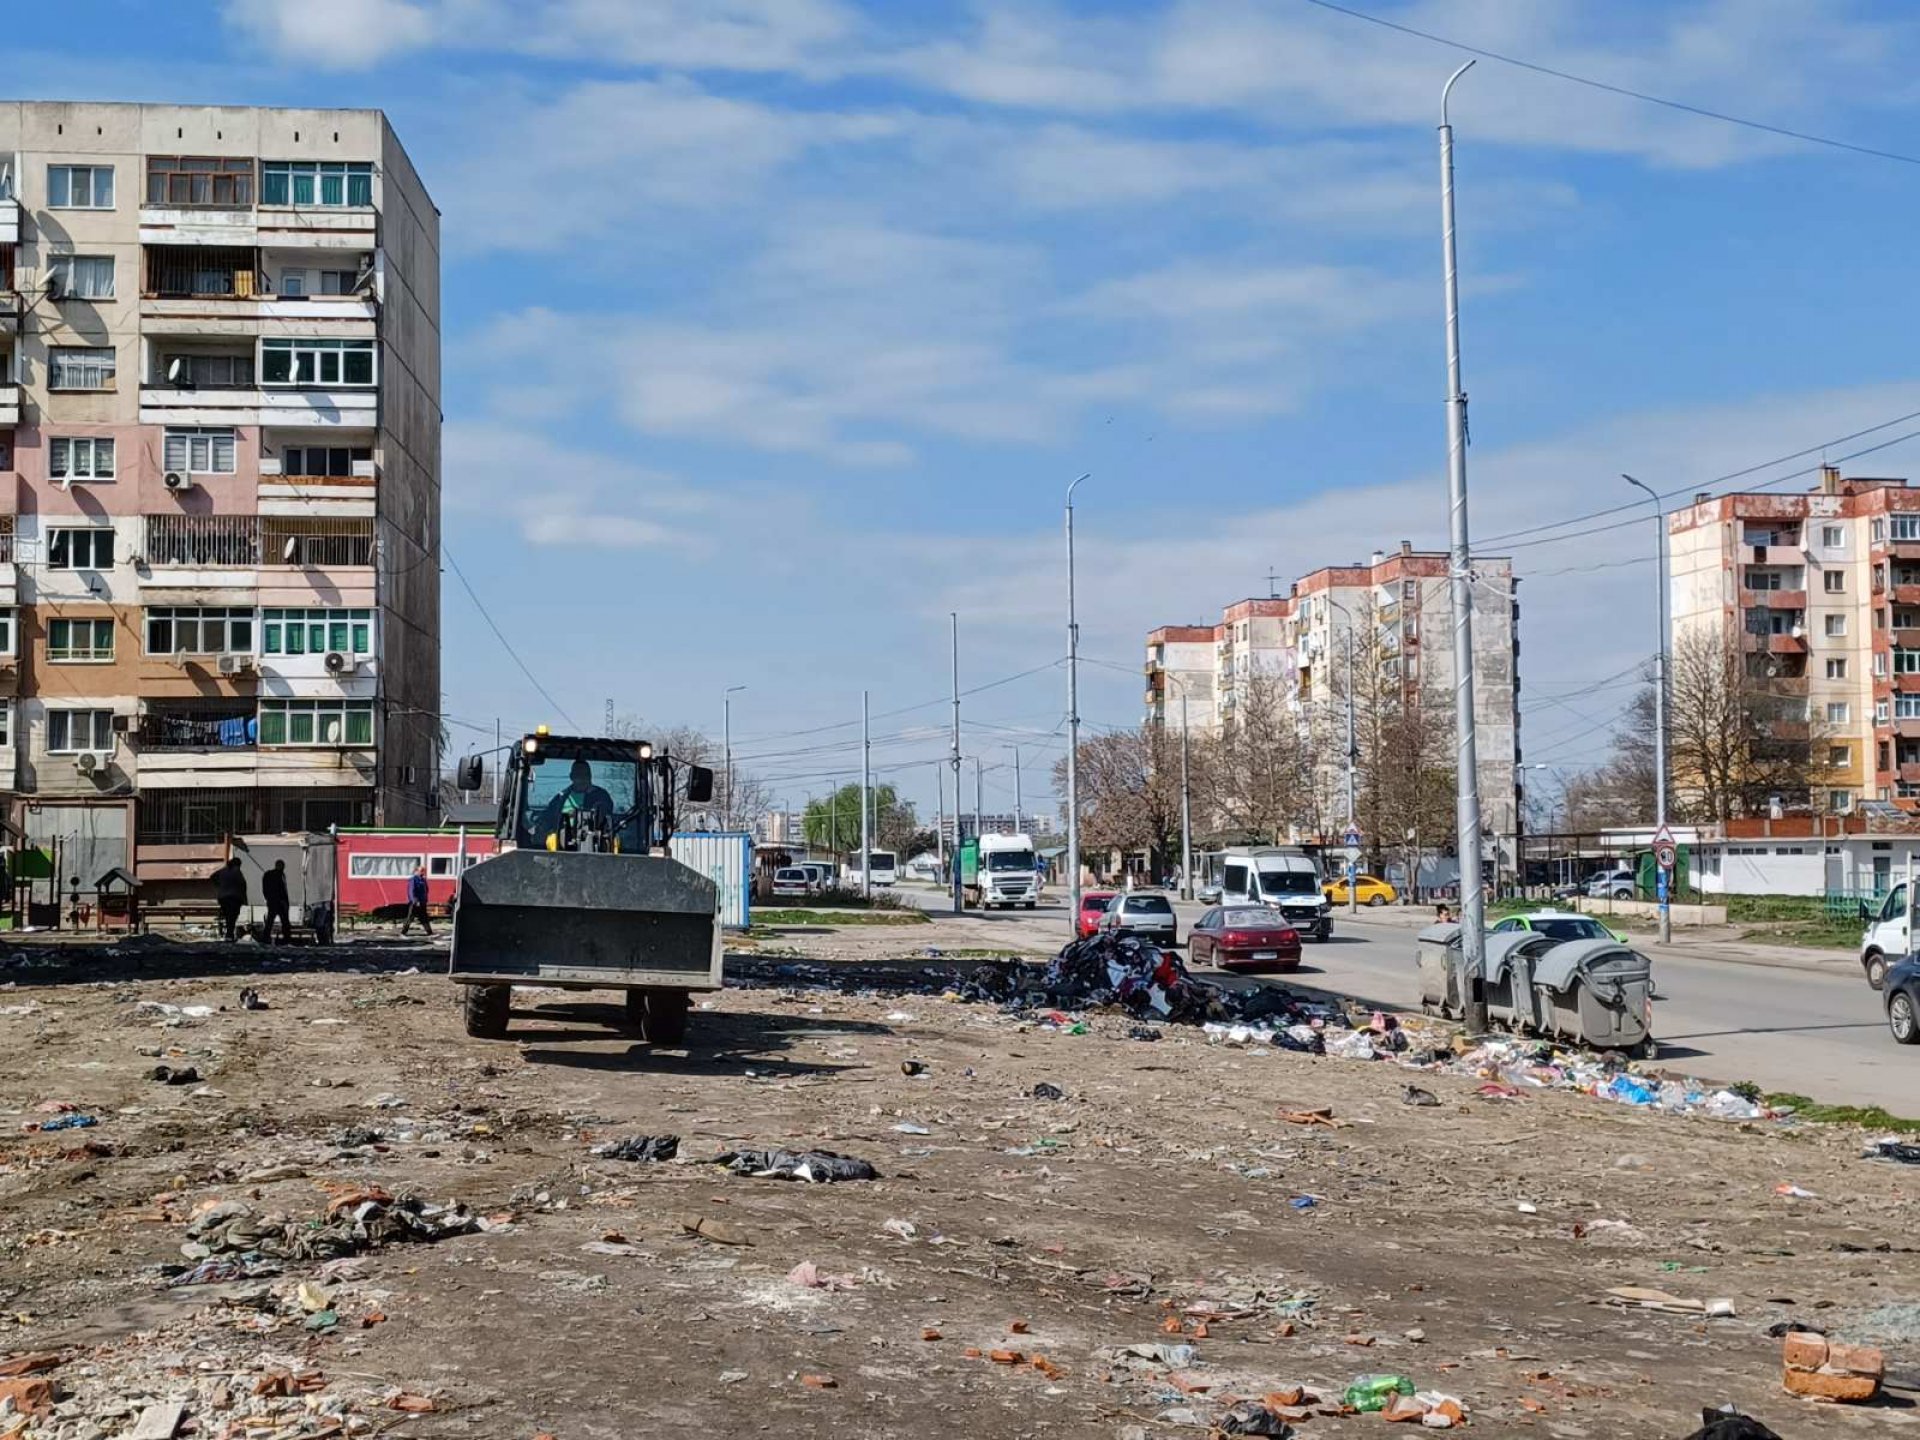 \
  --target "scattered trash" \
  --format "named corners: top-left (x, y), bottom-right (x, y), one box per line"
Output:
top-left (787, 1261), bottom-right (858, 1291)
top-left (1765, 1320), bottom-right (1825, 1338)
top-left (882, 1218), bottom-right (918, 1241)
top-left (1403, 1085), bottom-right (1441, 1107)
top-left (1773, 1182), bottom-right (1818, 1200)
top-left (239, 987), bottom-right (267, 1010)
top-left (169, 1186), bottom-right (488, 1271)
top-left (893, 1122), bottom-right (931, 1135)
top-left (682, 1216), bottom-right (753, 1246)
top-left (1705, 1298), bottom-right (1738, 1318)
top-left (1863, 1137), bottom-right (1920, 1165)
top-left (1515, 1201), bottom-right (1538, 1214)
top-left (1277, 1108), bottom-right (1343, 1128)
top-left (1215, 1401), bottom-right (1294, 1435)
top-left (1603, 1286), bottom-right (1706, 1314)
top-left (1031, 1082), bottom-right (1067, 1101)
top-left (386, 1393), bottom-right (437, 1413)
top-left (712, 1148), bottom-right (879, 1182)
top-left (901, 1060), bottom-right (928, 1076)
top-left (1782, 1332), bottom-right (1883, 1402)
top-left (1342, 1374), bottom-right (1415, 1413)
top-left (591, 1135), bottom-right (681, 1162)
top-left (27, 1113), bottom-right (97, 1133)
top-left (149, 1064), bottom-right (200, 1085)
top-left (800, 1373), bottom-right (838, 1389)
top-left (1288, 1195), bottom-right (1318, 1211)
top-left (1683, 1405), bottom-right (1784, 1440)
top-left (1127, 1025), bottom-right (1162, 1042)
